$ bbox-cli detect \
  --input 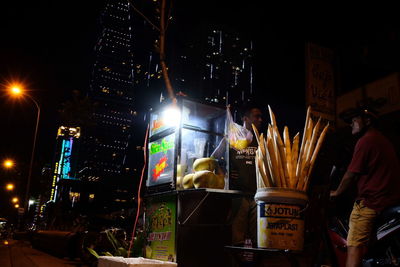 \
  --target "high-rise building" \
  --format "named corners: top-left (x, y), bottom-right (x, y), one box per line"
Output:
top-left (78, 0), bottom-right (136, 211)
top-left (171, 28), bottom-right (254, 106)
top-left (202, 29), bottom-right (254, 105)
